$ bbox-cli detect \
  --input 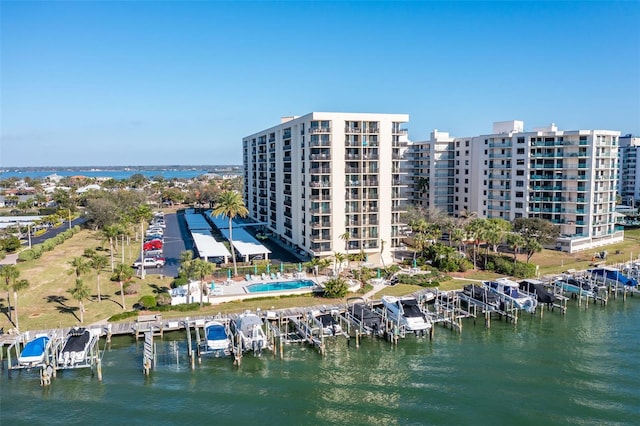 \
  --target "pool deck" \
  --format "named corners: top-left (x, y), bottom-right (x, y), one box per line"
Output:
top-left (204, 273), bottom-right (332, 304)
